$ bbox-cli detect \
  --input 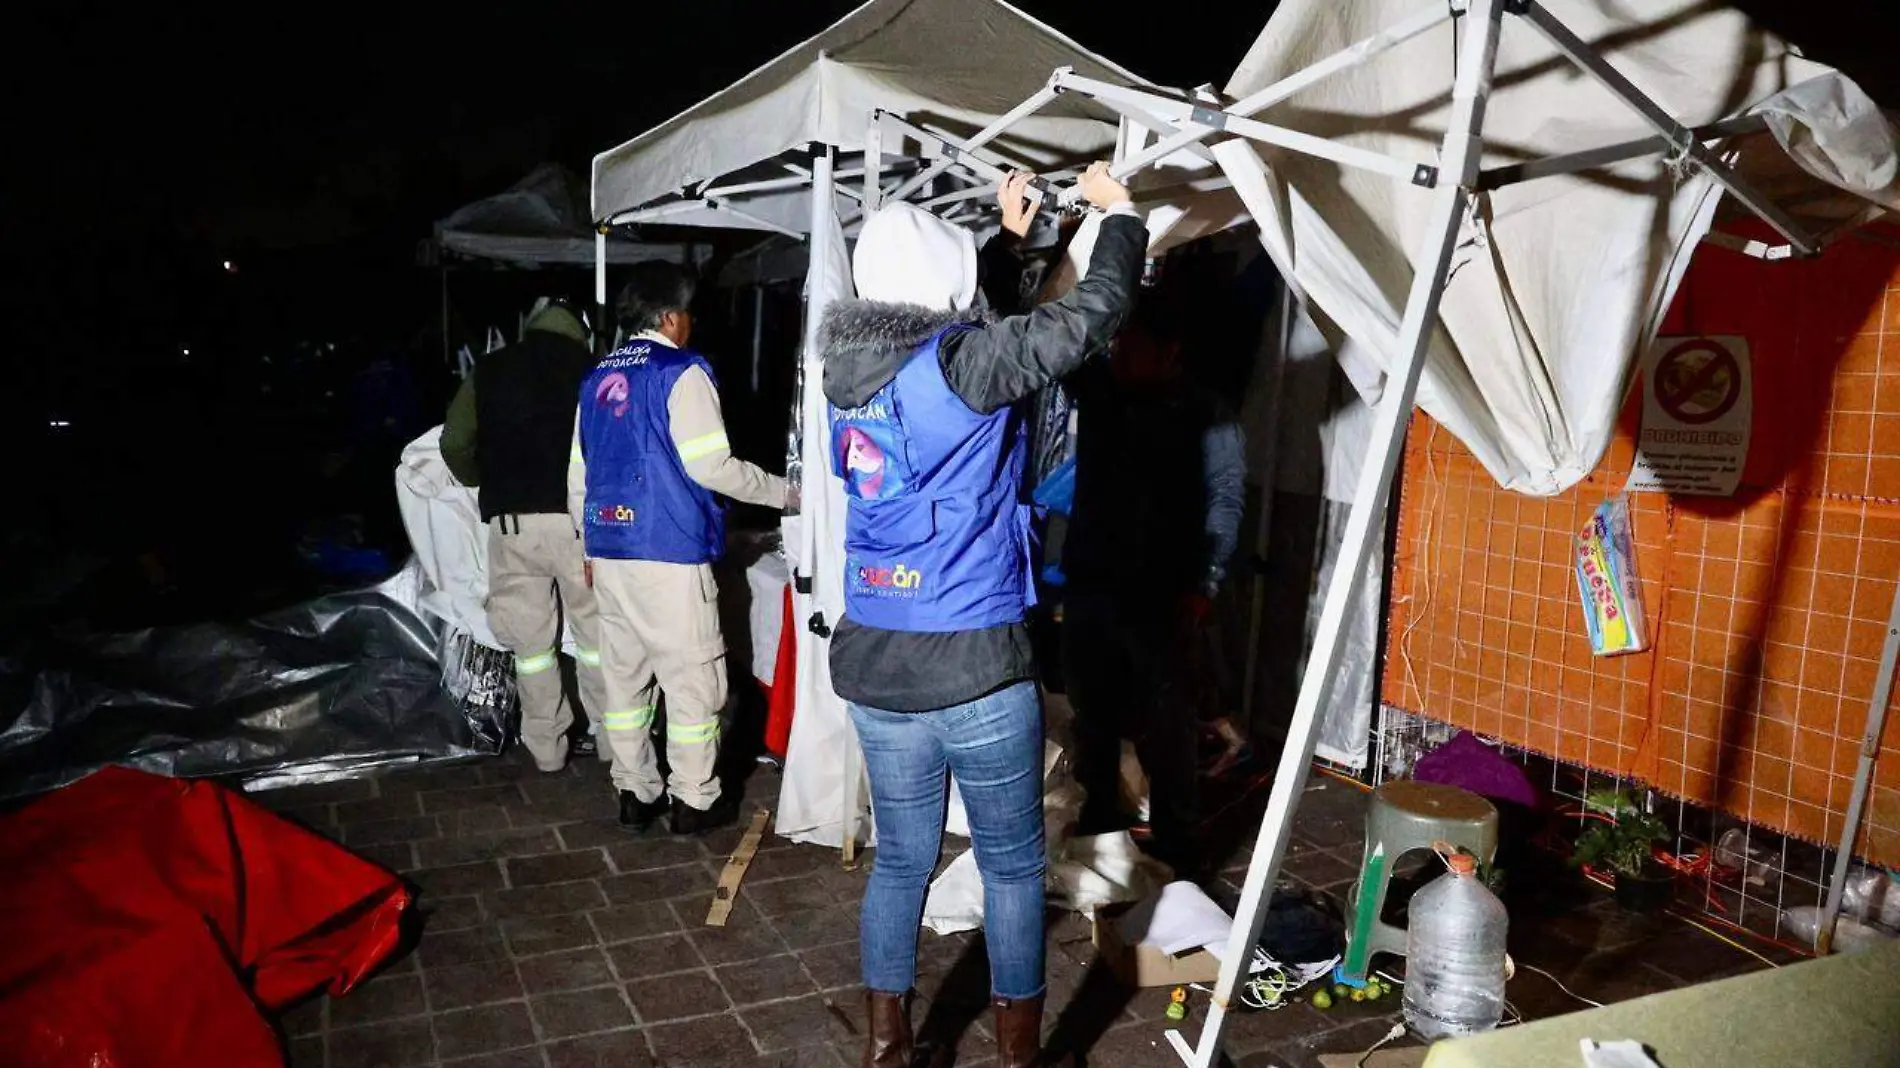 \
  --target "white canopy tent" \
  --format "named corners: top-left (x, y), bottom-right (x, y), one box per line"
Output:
top-left (857, 0), bottom-right (1897, 1063)
top-left (435, 164), bottom-right (702, 268)
top-left (589, 0), bottom-right (1224, 854)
